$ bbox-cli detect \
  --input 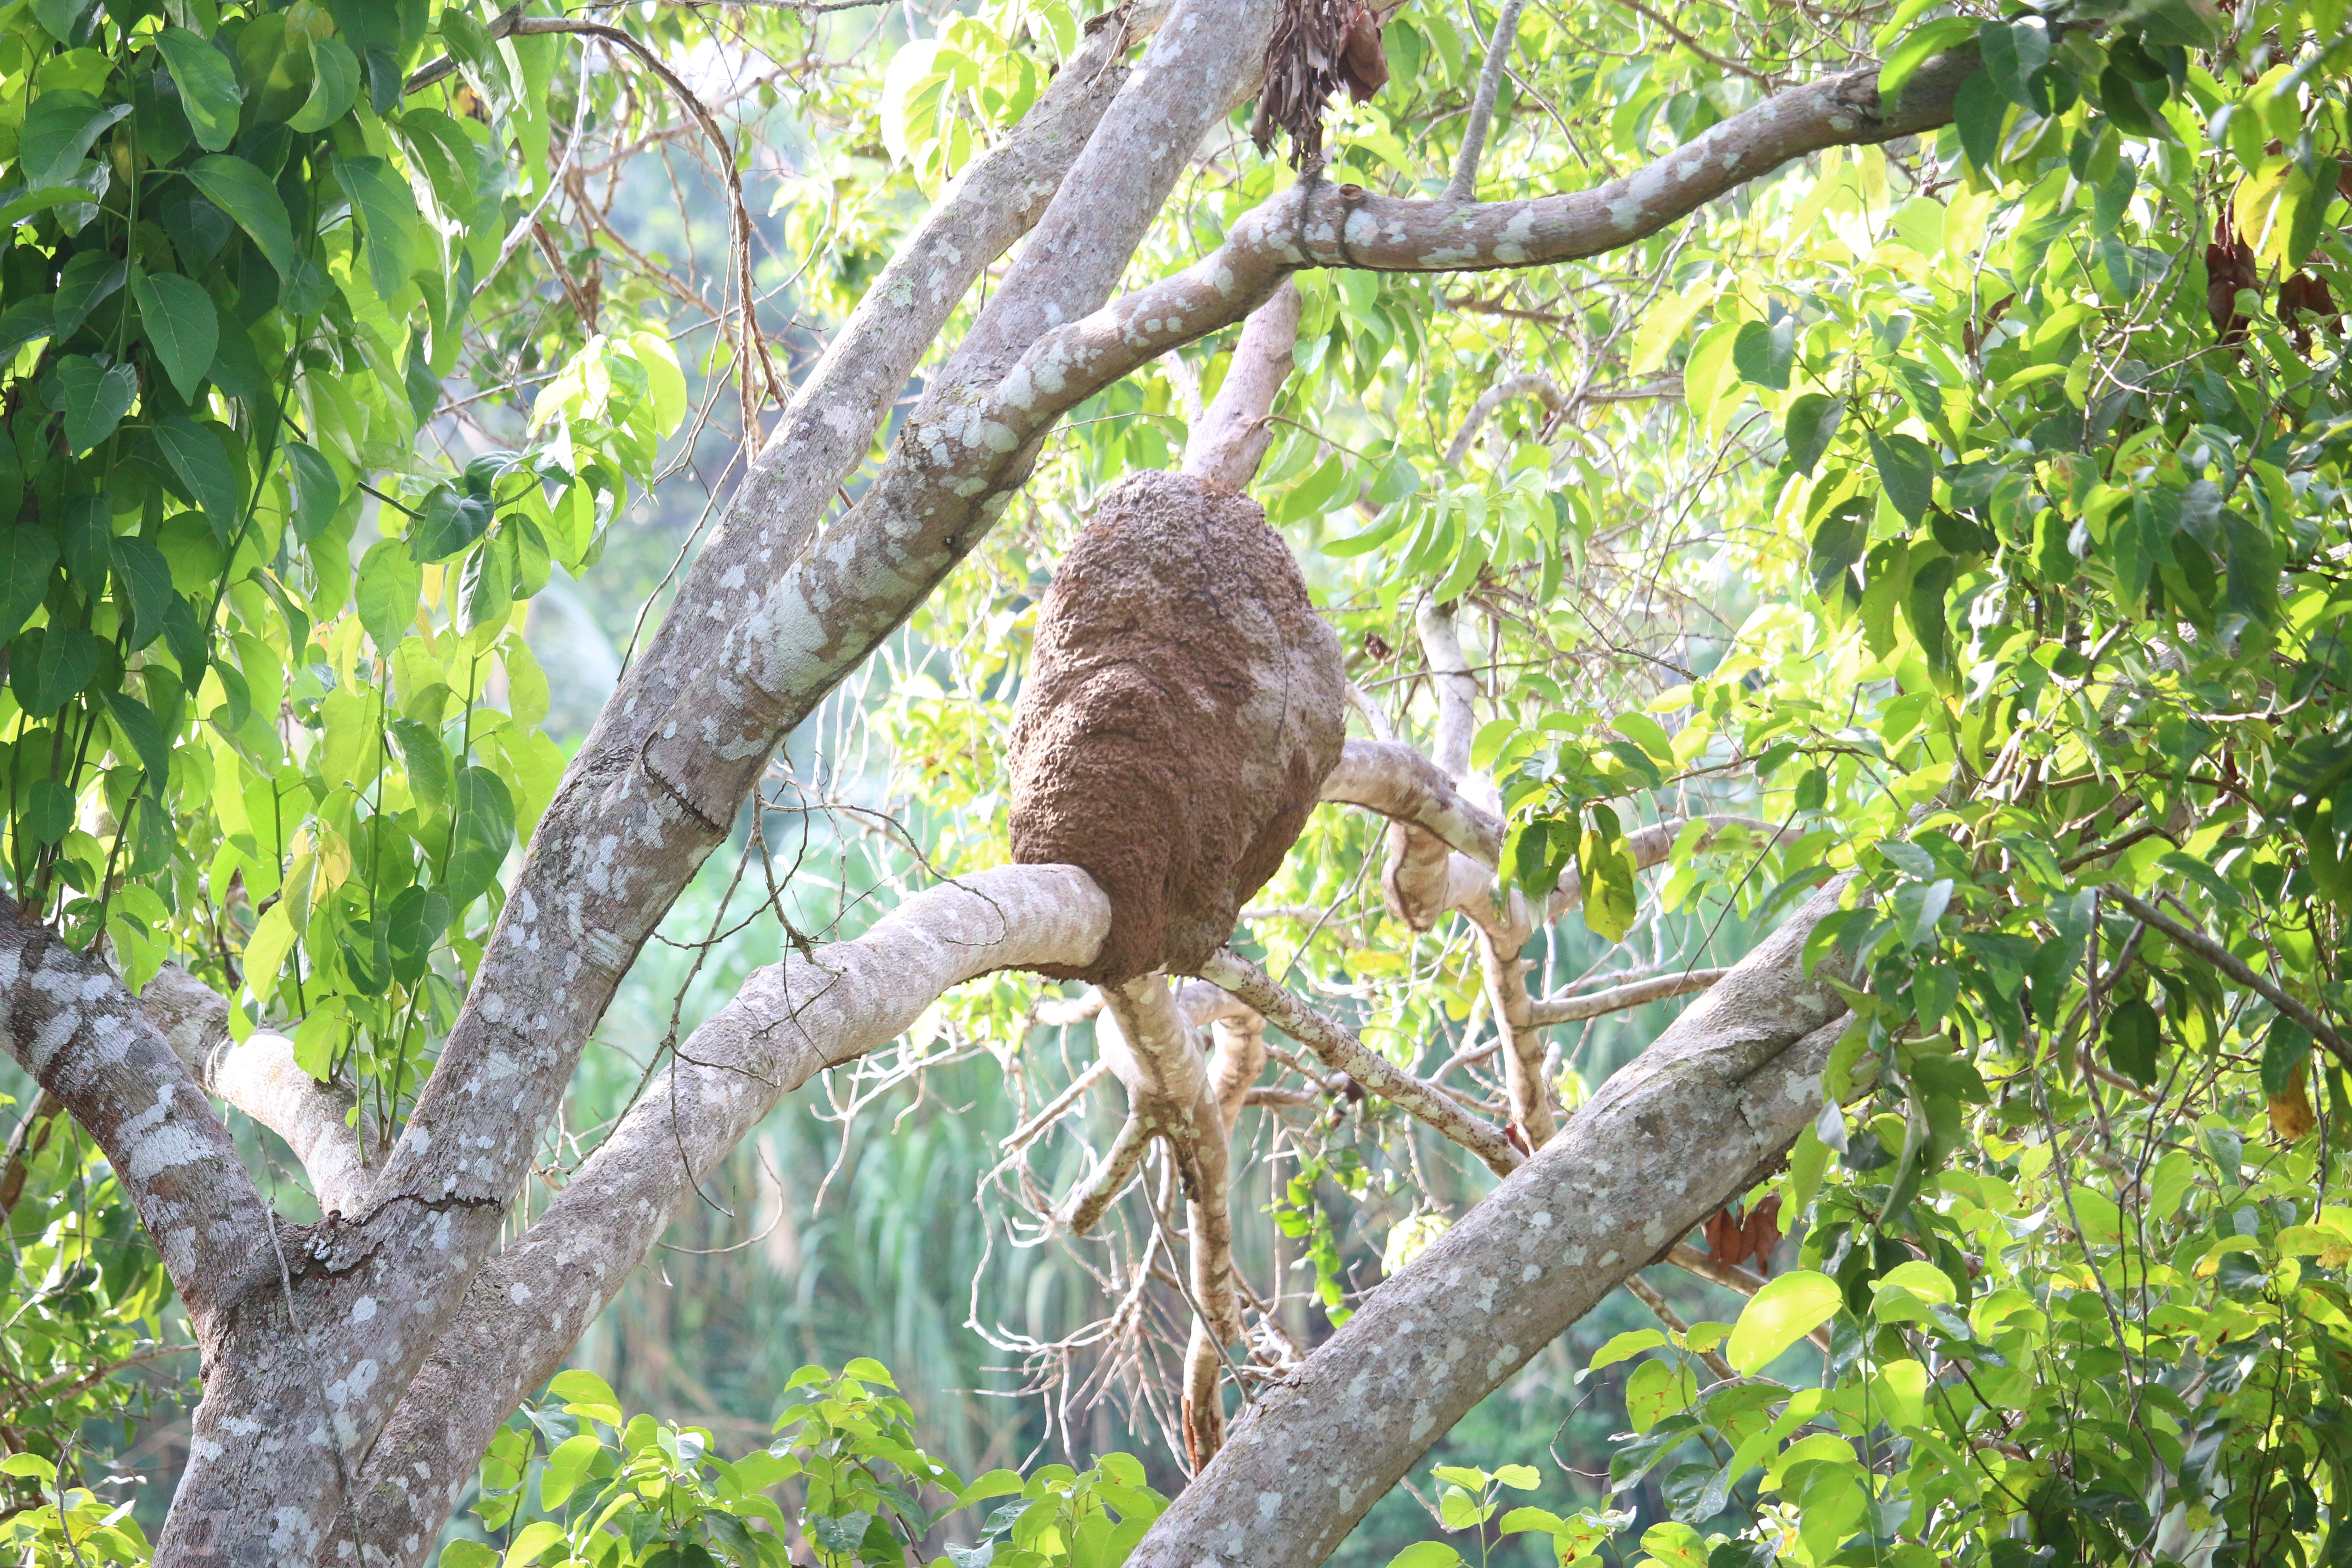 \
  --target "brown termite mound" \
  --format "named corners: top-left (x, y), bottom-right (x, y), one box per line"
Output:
top-left (1009, 470), bottom-right (1347, 985)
